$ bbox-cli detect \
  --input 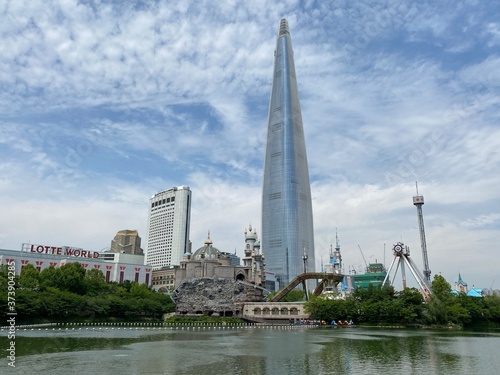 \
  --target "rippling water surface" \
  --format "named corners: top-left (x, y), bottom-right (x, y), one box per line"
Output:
top-left (2, 325), bottom-right (499, 374)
